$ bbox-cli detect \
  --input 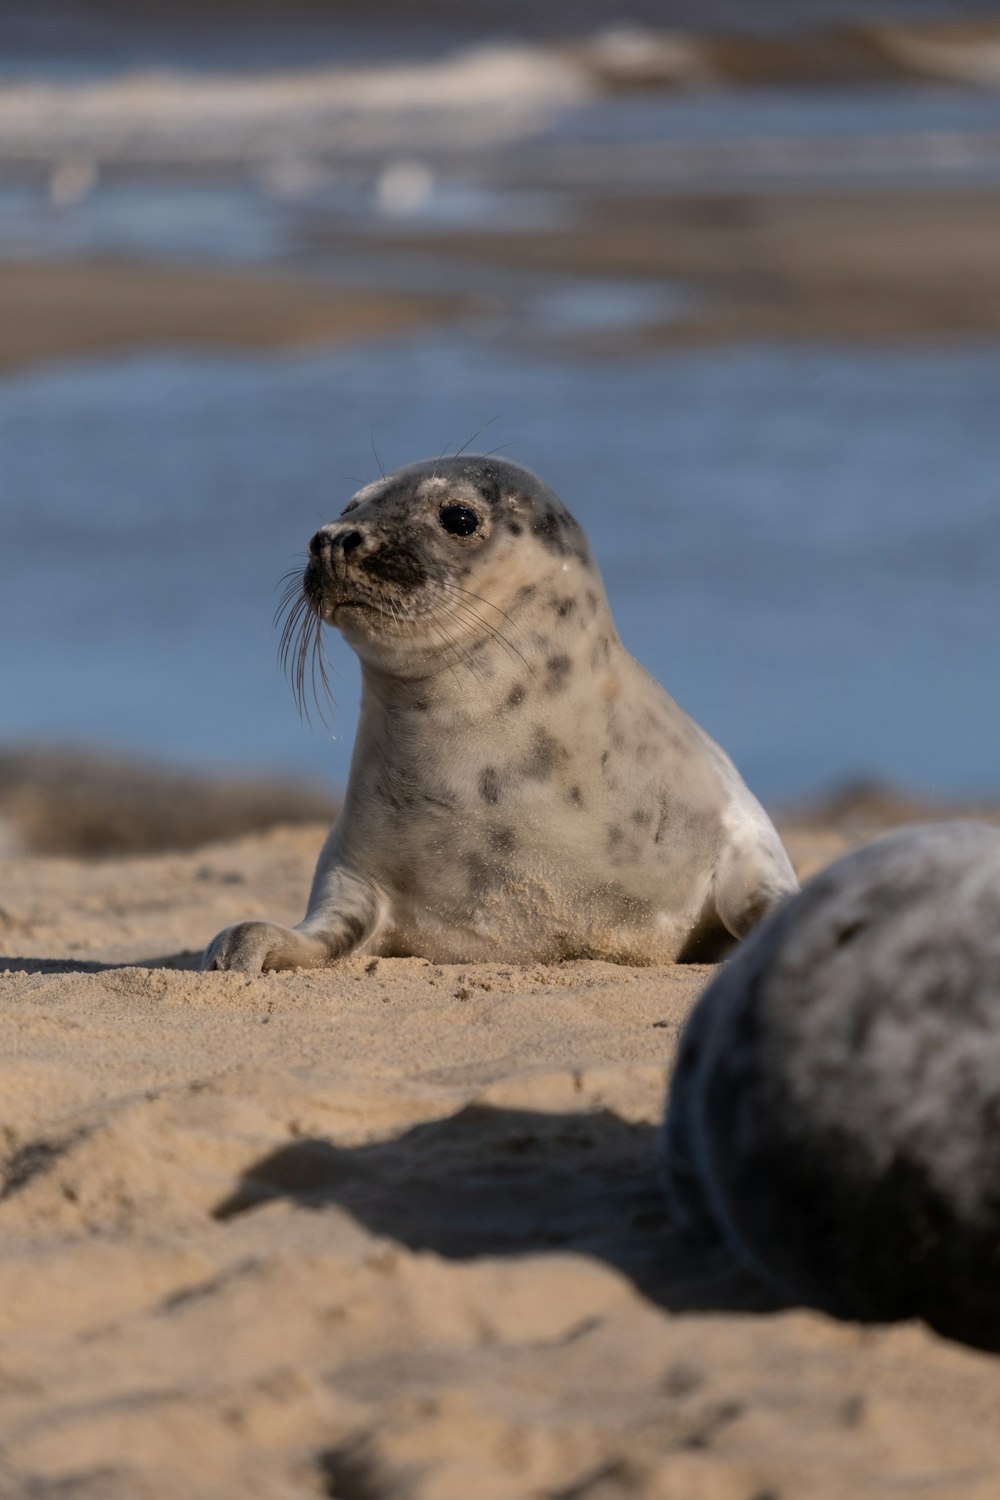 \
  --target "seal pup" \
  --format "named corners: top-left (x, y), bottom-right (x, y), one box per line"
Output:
top-left (663, 821), bottom-right (1000, 1351)
top-left (202, 455), bottom-right (796, 974)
